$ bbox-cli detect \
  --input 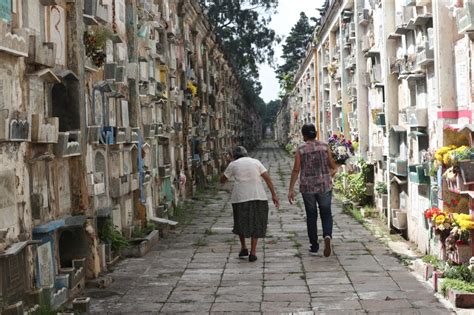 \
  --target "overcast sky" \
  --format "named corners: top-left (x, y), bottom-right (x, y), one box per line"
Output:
top-left (258, 0), bottom-right (324, 103)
